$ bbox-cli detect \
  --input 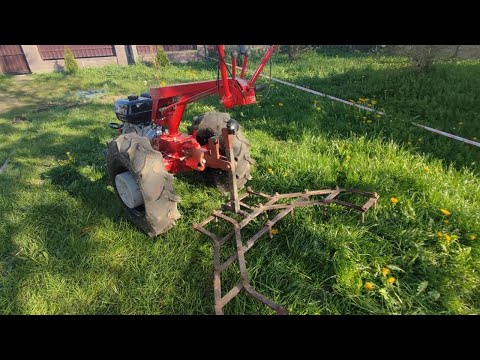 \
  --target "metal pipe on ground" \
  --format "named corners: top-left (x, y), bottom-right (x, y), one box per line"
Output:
top-left (412, 123), bottom-right (480, 148)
